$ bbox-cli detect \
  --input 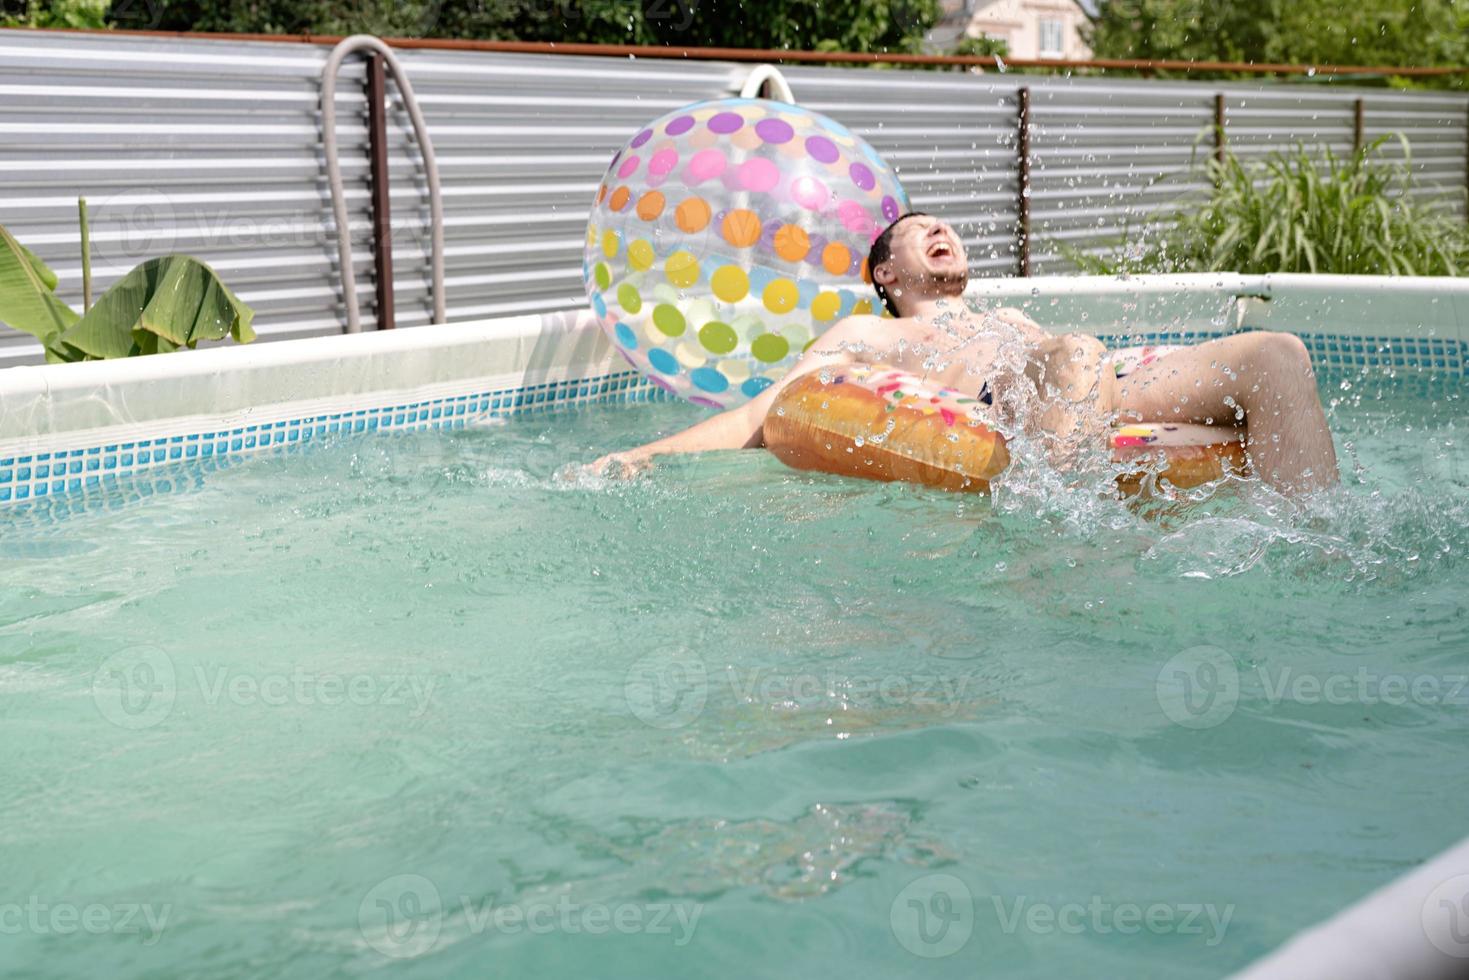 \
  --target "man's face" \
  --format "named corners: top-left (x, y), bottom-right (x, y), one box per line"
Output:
top-left (876, 215), bottom-right (969, 303)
